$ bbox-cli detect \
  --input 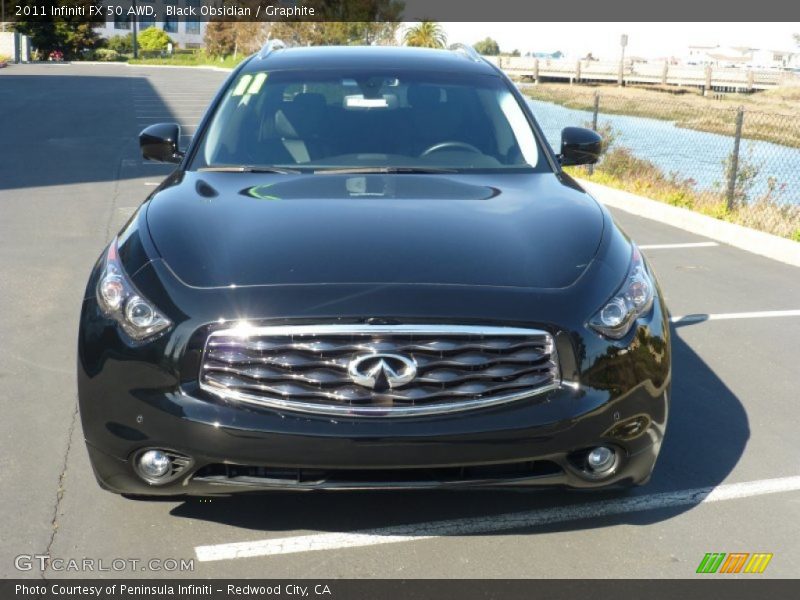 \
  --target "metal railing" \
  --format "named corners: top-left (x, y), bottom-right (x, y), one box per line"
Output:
top-left (488, 56), bottom-right (797, 92)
